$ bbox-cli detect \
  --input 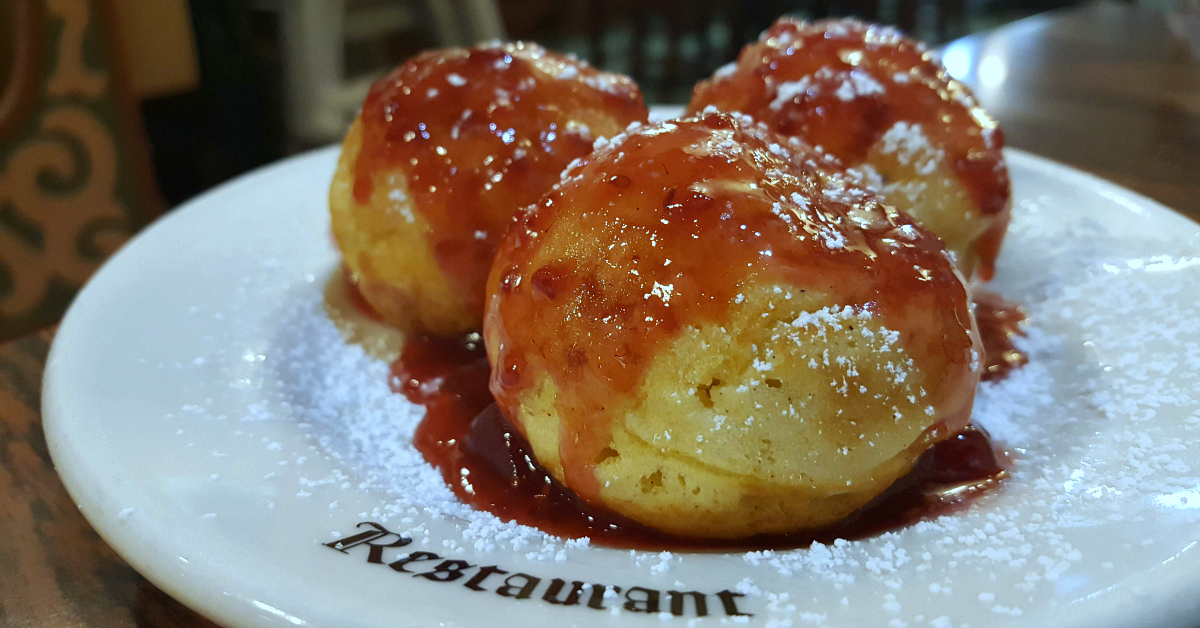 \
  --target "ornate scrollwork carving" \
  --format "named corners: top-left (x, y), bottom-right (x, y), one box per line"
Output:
top-left (0, 106), bottom-right (132, 316)
top-left (1, 0), bottom-right (138, 329)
